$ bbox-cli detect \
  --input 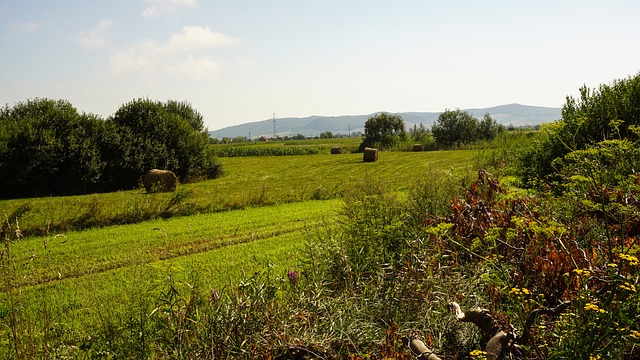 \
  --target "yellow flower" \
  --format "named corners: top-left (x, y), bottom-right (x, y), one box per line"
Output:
top-left (509, 287), bottom-right (530, 297)
top-left (619, 253), bottom-right (639, 266)
top-left (470, 349), bottom-right (487, 358)
top-left (630, 330), bottom-right (640, 340)
top-left (589, 355), bottom-right (601, 360)
top-left (573, 268), bottom-right (592, 277)
top-left (619, 282), bottom-right (637, 293)
top-left (584, 303), bottom-right (606, 313)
